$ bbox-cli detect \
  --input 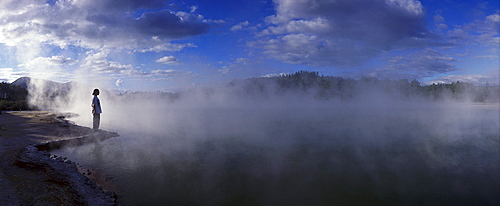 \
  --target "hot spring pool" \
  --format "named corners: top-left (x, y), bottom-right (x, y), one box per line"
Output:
top-left (52, 103), bottom-right (500, 205)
